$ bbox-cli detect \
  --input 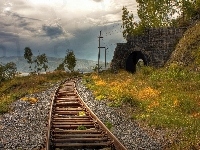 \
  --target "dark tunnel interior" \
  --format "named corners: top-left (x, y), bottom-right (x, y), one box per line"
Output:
top-left (125, 51), bottom-right (147, 73)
